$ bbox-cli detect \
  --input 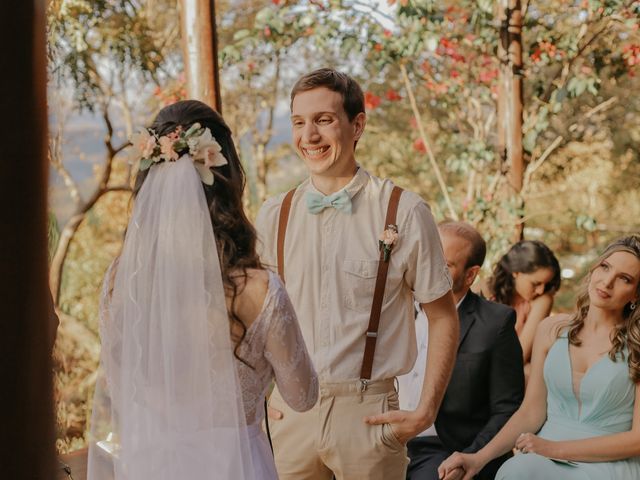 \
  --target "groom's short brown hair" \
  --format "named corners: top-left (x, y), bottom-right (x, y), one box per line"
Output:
top-left (290, 68), bottom-right (365, 121)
